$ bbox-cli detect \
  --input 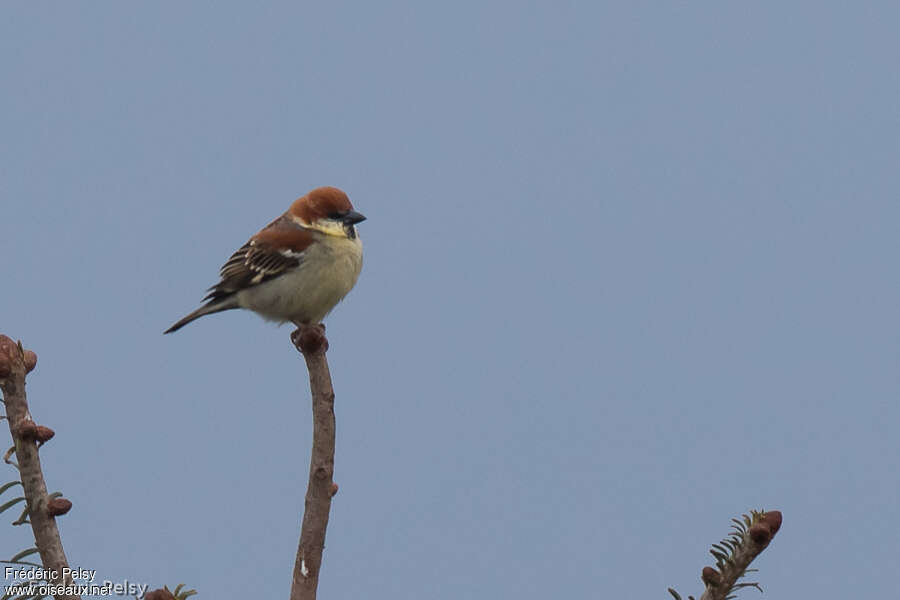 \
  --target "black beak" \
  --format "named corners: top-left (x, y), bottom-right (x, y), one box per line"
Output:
top-left (343, 210), bottom-right (366, 225)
